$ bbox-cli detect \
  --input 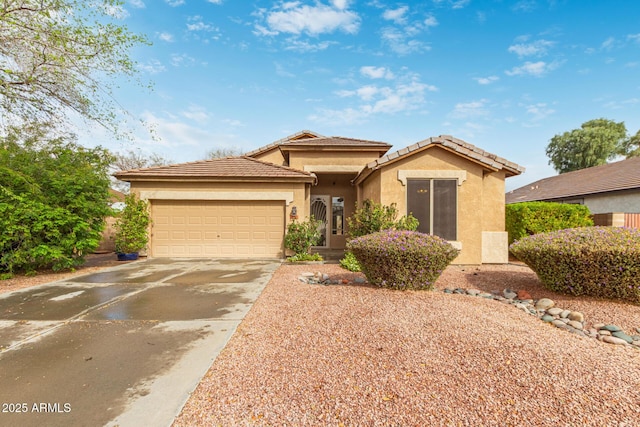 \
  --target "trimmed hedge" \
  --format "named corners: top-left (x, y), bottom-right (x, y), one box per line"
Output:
top-left (509, 227), bottom-right (640, 303)
top-left (347, 230), bottom-right (459, 290)
top-left (505, 201), bottom-right (593, 244)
